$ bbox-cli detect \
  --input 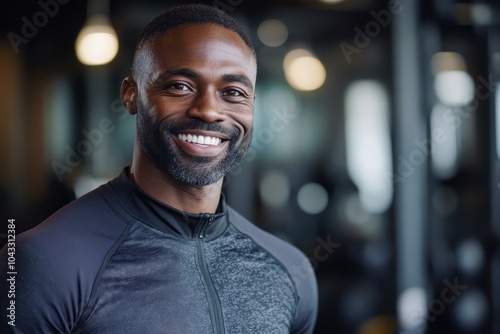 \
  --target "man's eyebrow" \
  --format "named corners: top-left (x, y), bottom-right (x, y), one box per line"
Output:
top-left (222, 74), bottom-right (254, 92)
top-left (157, 68), bottom-right (199, 80)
